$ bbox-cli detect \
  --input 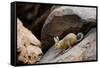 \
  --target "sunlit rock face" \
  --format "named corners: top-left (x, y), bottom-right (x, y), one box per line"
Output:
top-left (17, 18), bottom-right (43, 64)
